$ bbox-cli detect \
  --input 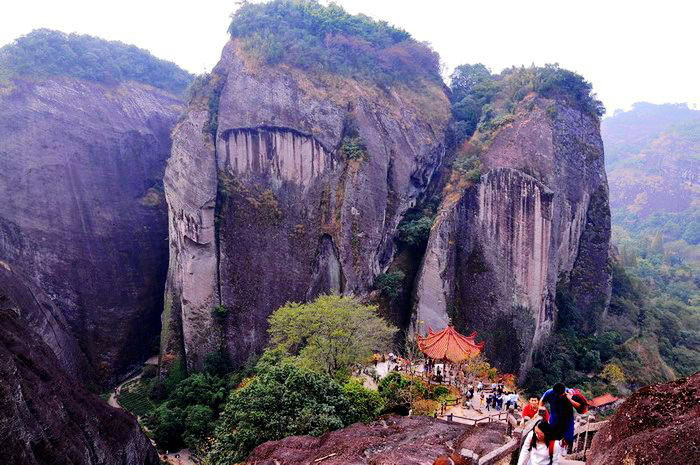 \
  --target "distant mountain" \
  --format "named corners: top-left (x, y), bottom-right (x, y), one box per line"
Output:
top-left (603, 102), bottom-right (699, 217)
